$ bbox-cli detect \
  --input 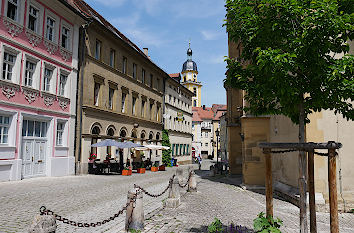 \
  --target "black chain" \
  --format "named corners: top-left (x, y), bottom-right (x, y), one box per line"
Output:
top-left (178, 171), bottom-right (192, 188)
top-left (134, 175), bottom-right (175, 198)
top-left (39, 192), bottom-right (137, 228)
